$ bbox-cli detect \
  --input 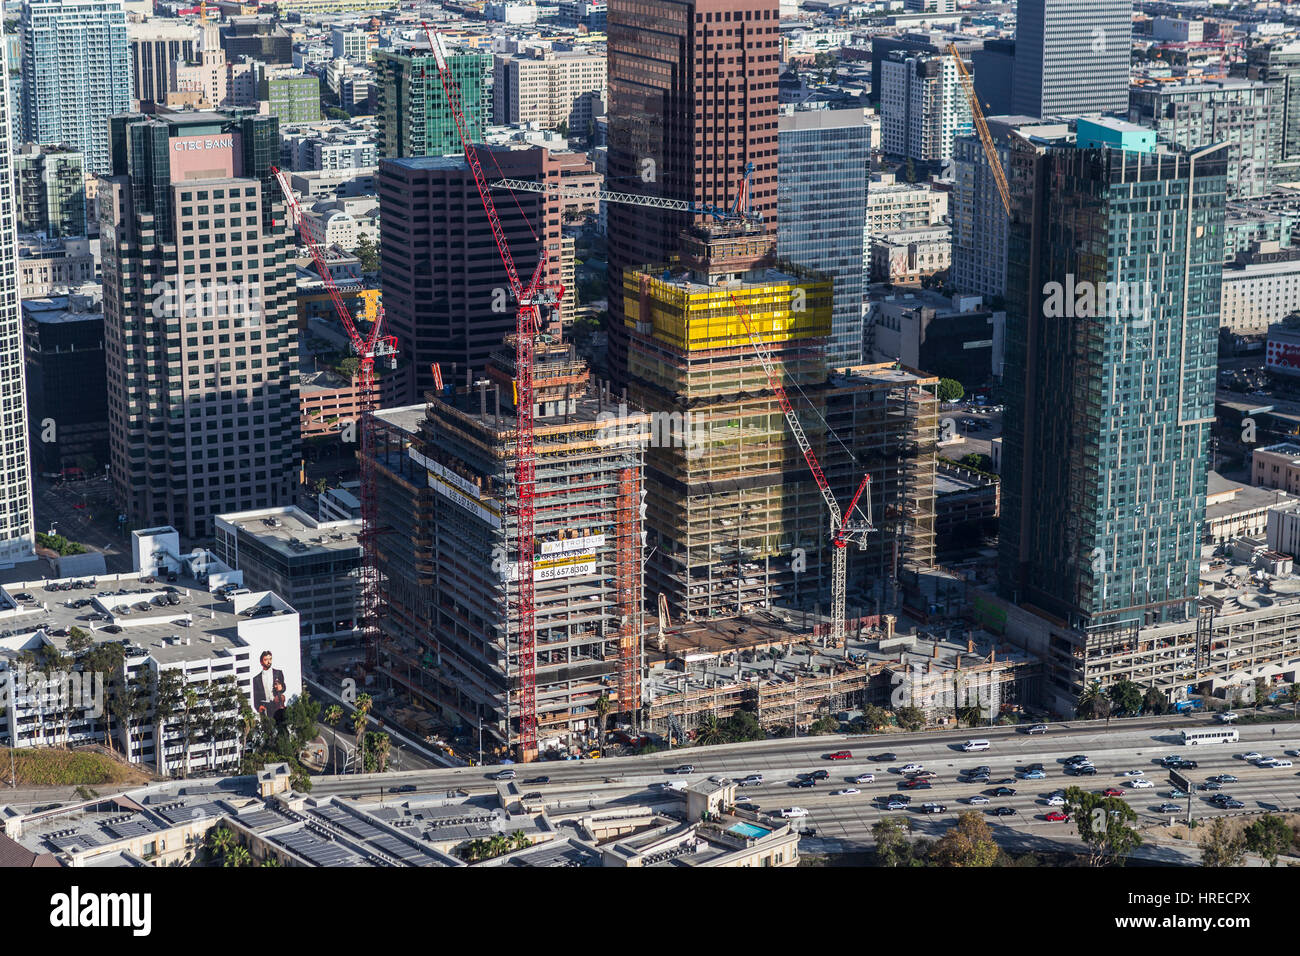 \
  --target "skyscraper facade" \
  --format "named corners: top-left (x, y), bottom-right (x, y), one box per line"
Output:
top-left (0, 39), bottom-right (35, 567)
top-left (101, 111), bottom-right (299, 539)
top-left (879, 51), bottom-right (971, 166)
top-left (1011, 0), bottom-right (1131, 118)
top-left (374, 48), bottom-right (491, 159)
top-left (998, 128), bottom-right (1227, 629)
top-left (377, 146), bottom-right (582, 404)
top-left (1247, 41), bottom-right (1300, 186)
top-left (19, 0), bottom-right (131, 175)
top-left (777, 107), bottom-right (869, 365)
top-left (605, 0), bottom-right (780, 384)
